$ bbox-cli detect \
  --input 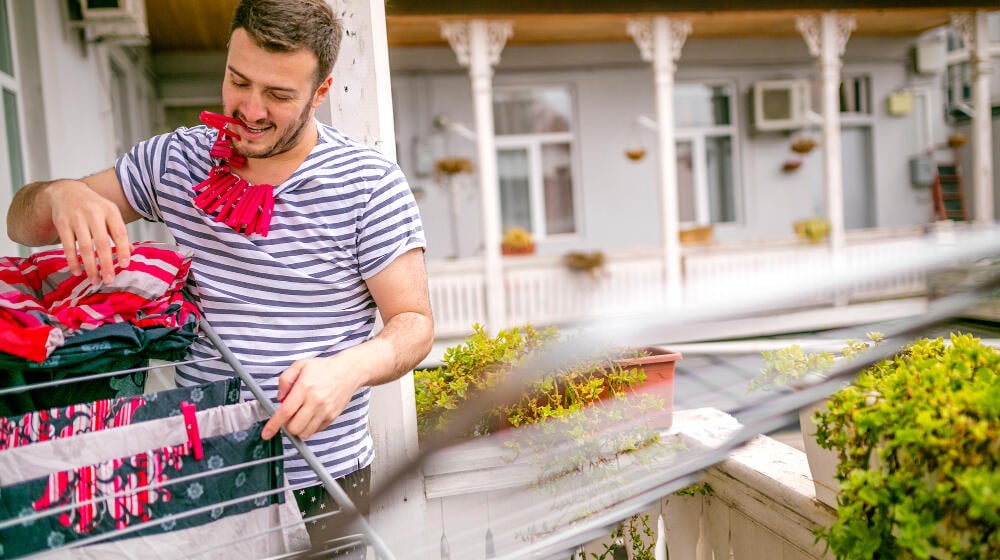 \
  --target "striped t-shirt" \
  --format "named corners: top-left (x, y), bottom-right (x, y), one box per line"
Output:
top-left (116, 121), bottom-right (426, 484)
